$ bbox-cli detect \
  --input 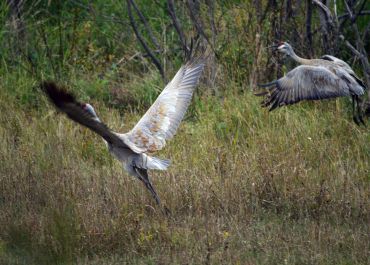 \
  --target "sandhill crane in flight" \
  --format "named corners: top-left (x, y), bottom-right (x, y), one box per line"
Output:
top-left (41, 56), bottom-right (205, 208)
top-left (256, 42), bottom-right (366, 124)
